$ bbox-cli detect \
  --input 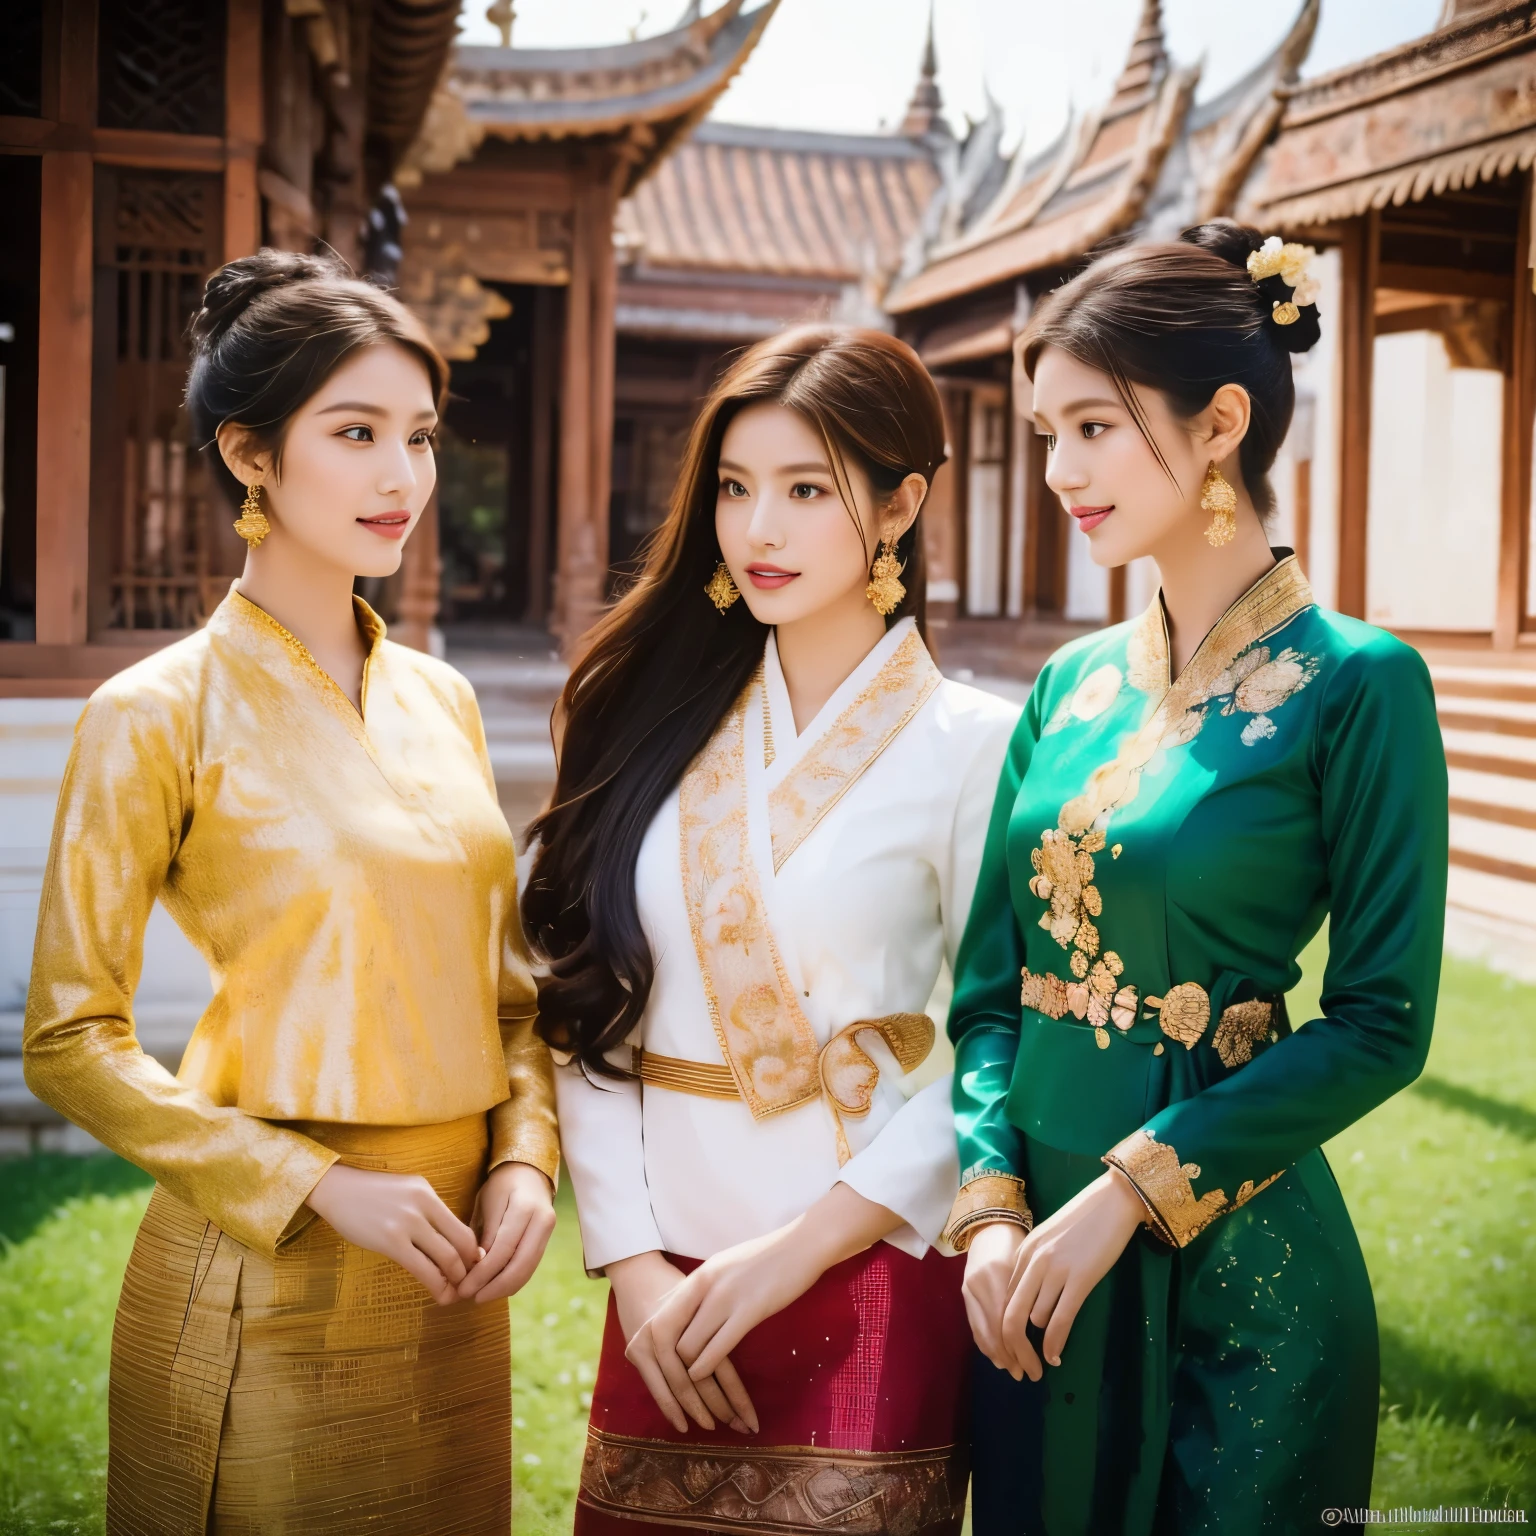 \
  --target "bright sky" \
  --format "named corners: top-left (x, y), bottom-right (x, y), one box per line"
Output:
top-left (457, 0), bottom-right (1442, 153)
